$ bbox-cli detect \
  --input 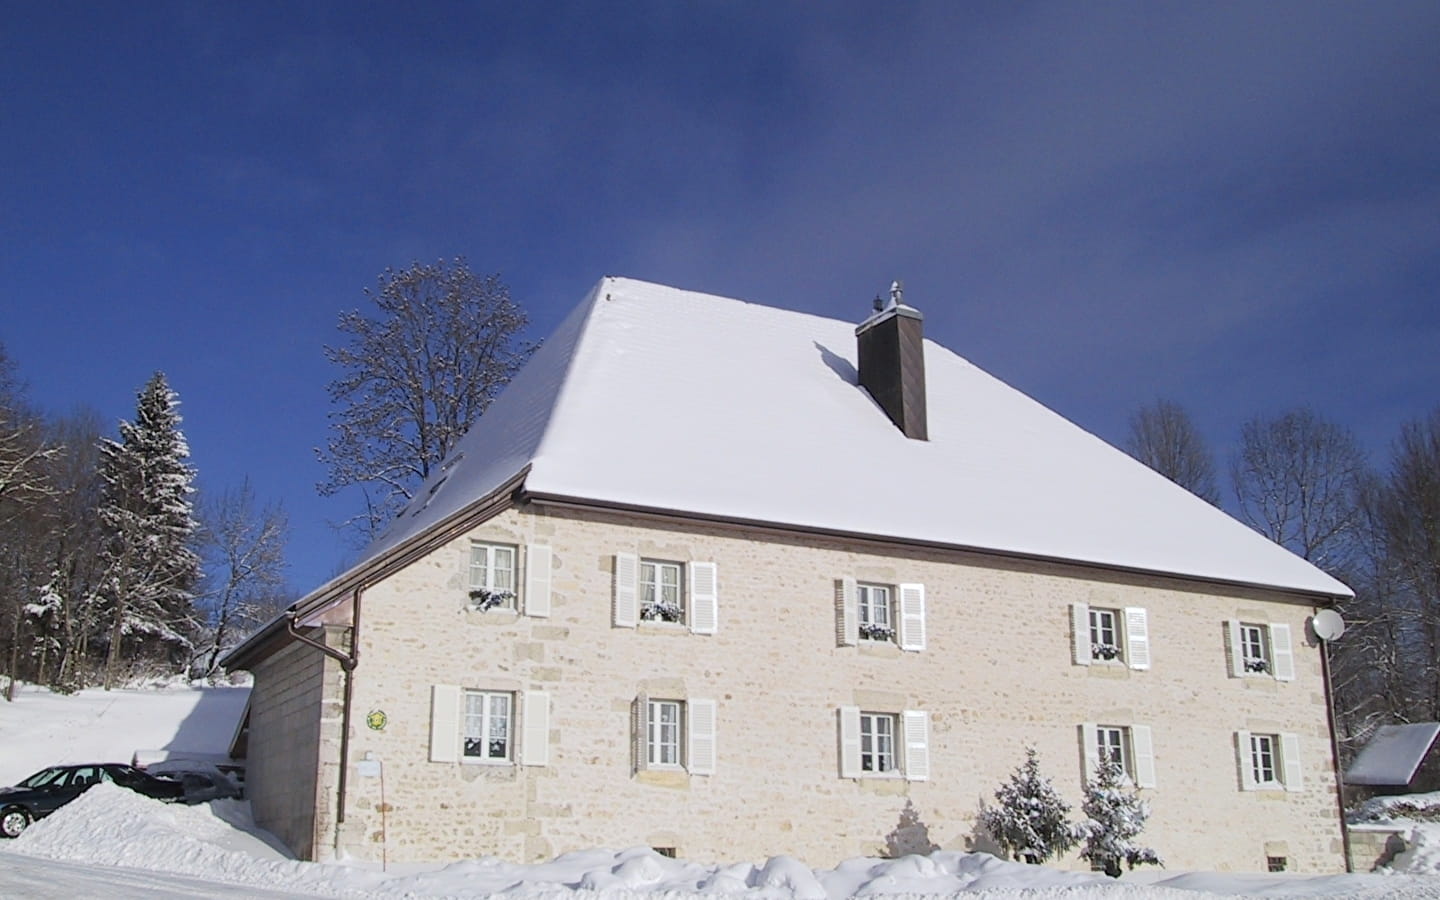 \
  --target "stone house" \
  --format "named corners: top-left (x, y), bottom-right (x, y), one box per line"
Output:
top-left (224, 277), bottom-right (1351, 872)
